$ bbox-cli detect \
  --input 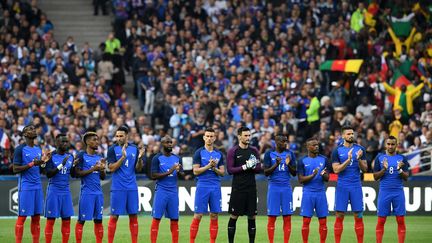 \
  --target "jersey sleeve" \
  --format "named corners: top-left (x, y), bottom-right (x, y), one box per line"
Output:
top-left (373, 154), bottom-right (382, 172)
top-left (263, 151), bottom-right (272, 168)
top-left (331, 148), bottom-right (340, 163)
top-left (402, 155), bottom-right (410, 172)
top-left (289, 150), bottom-right (297, 167)
top-left (13, 144), bottom-right (24, 165)
top-left (45, 157), bottom-right (55, 170)
top-left (76, 152), bottom-right (85, 169)
top-left (151, 154), bottom-right (160, 173)
top-left (193, 149), bottom-right (201, 165)
top-left (106, 145), bottom-right (116, 164)
top-left (217, 151), bottom-right (224, 168)
top-left (297, 156), bottom-right (305, 176)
